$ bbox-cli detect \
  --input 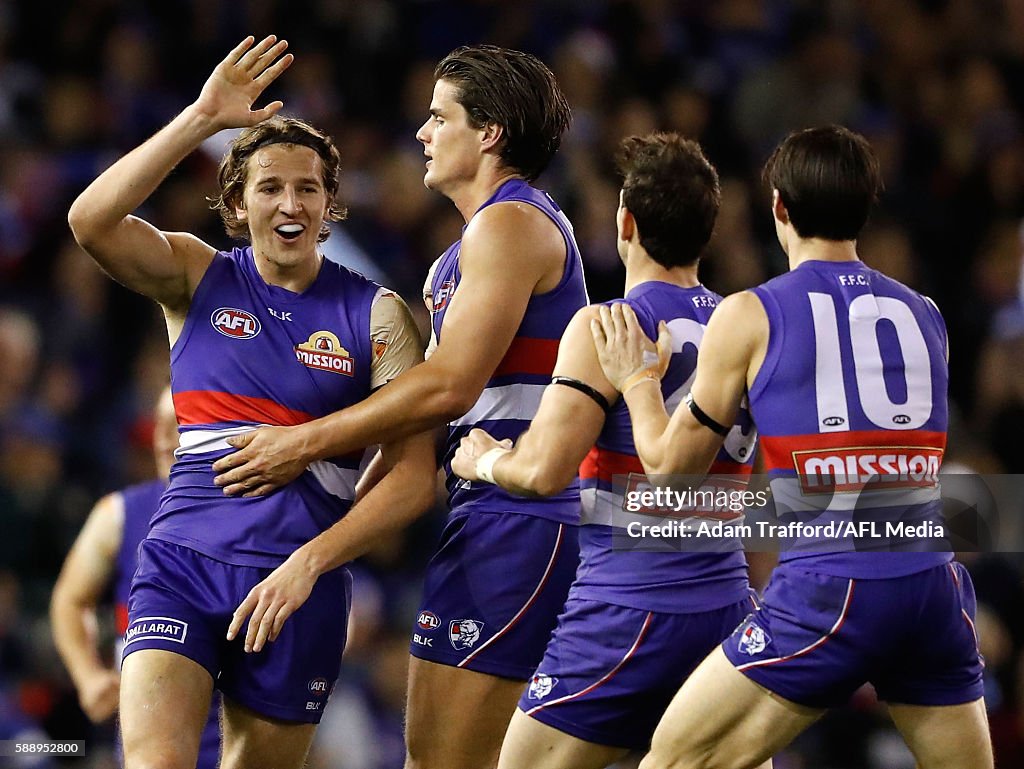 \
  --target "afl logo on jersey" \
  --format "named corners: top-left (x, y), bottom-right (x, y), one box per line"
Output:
top-left (295, 331), bottom-right (355, 376)
top-left (211, 308), bottom-right (262, 339)
top-left (822, 416), bottom-right (846, 427)
top-left (432, 278), bottom-right (456, 313)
